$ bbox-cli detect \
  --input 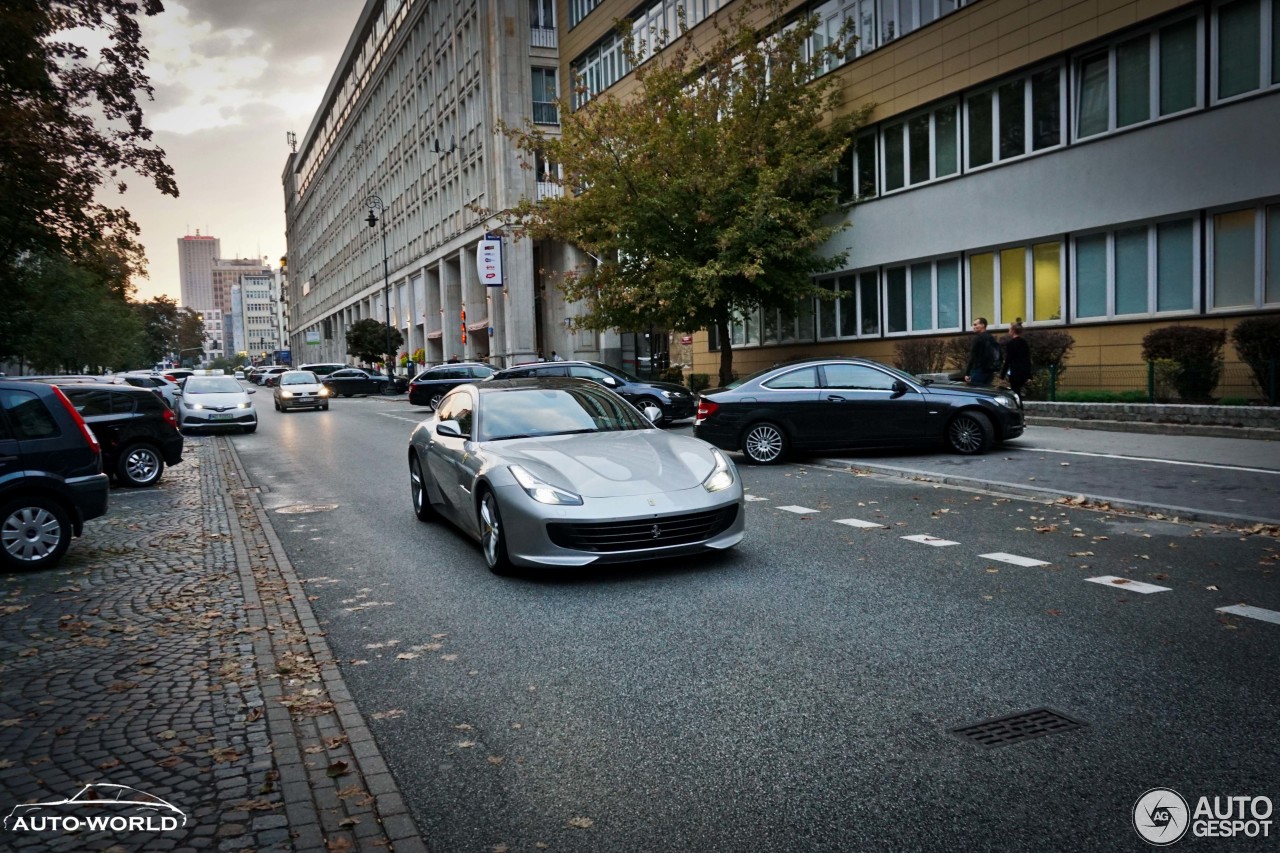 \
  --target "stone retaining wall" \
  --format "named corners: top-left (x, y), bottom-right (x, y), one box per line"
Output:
top-left (1023, 401), bottom-right (1280, 439)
